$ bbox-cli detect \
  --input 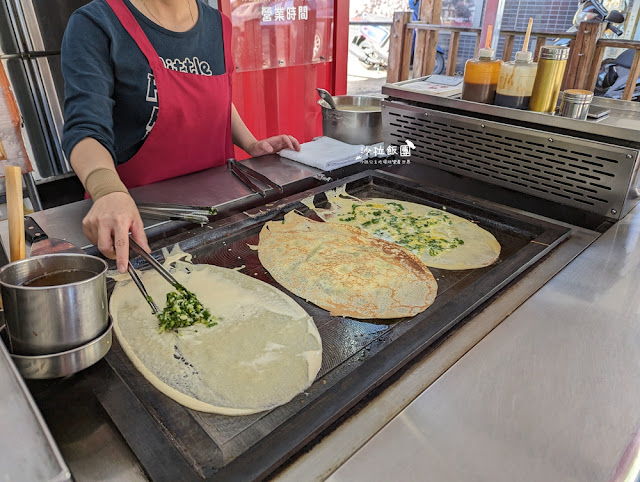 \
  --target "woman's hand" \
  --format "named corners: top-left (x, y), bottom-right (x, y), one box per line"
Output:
top-left (70, 139), bottom-right (149, 273)
top-left (230, 104), bottom-right (301, 156)
top-left (246, 135), bottom-right (301, 157)
top-left (82, 192), bottom-right (150, 273)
